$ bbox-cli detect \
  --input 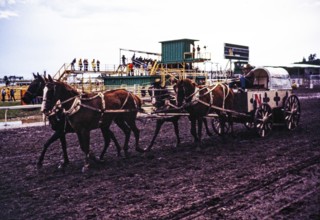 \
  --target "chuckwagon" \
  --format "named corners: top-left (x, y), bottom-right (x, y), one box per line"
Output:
top-left (212, 66), bottom-right (301, 137)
